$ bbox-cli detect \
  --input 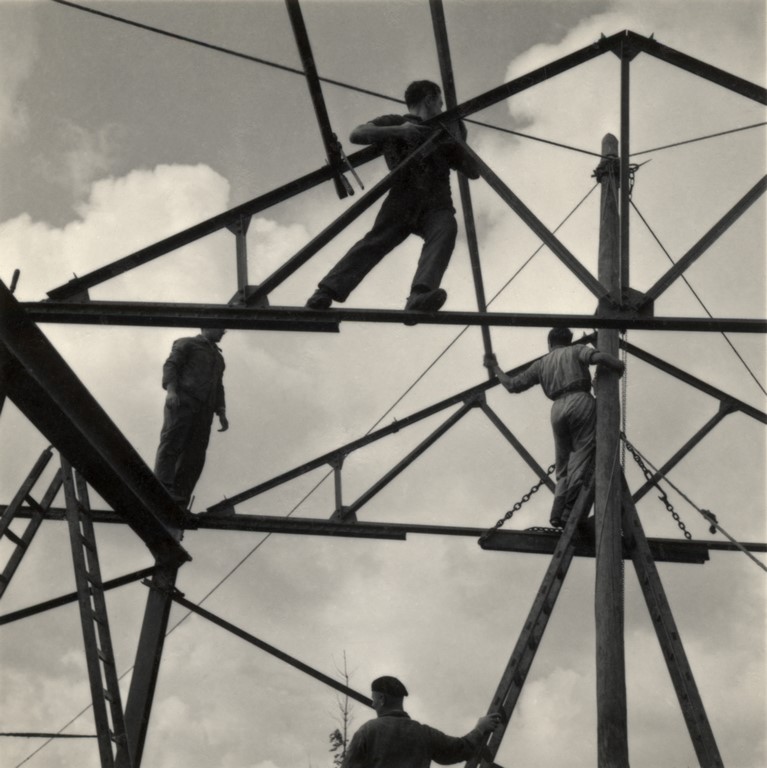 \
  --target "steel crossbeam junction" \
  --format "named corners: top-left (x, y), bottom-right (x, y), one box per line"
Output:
top-left (0, 5), bottom-right (765, 768)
